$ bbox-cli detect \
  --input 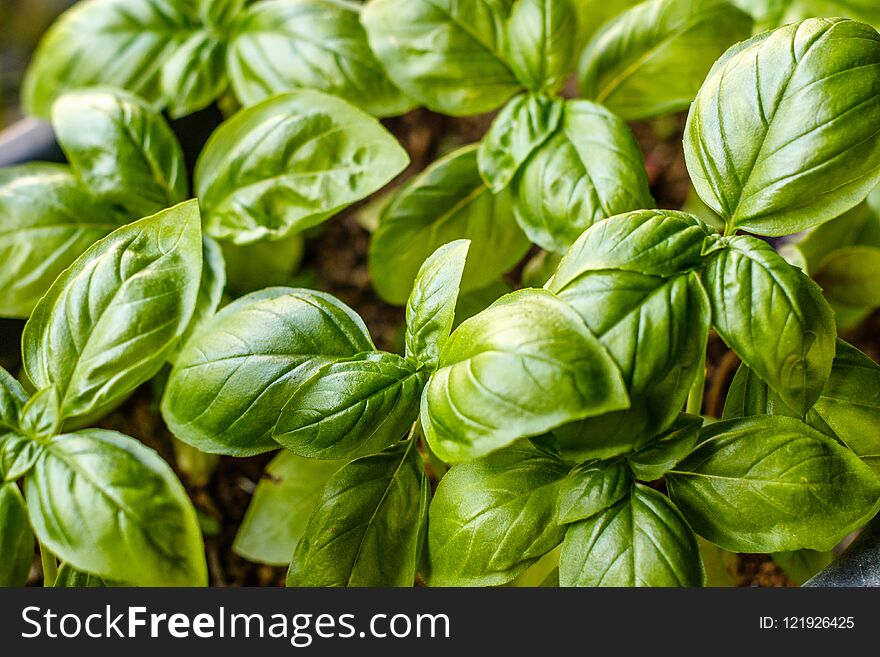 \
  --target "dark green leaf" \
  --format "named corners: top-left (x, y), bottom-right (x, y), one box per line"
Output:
top-left (163, 287), bottom-right (374, 456)
top-left (228, 0), bottom-right (413, 117)
top-left (684, 18), bottom-right (880, 236)
top-left (422, 288), bottom-right (629, 463)
top-left (405, 240), bottom-right (470, 371)
top-left (667, 416), bottom-right (880, 552)
top-left (478, 93), bottom-right (564, 192)
top-left (427, 444), bottom-right (569, 586)
top-left (0, 482), bottom-right (34, 586)
top-left (628, 413), bottom-right (703, 482)
top-left (274, 352), bottom-right (423, 459)
top-left (0, 366), bottom-right (27, 432)
top-left (25, 429), bottom-right (207, 586)
top-left (557, 459), bottom-right (632, 524)
top-left (369, 145), bottom-right (529, 305)
top-left (233, 451), bottom-right (344, 566)
top-left (511, 100), bottom-right (653, 252)
top-left (0, 164), bottom-right (120, 318)
top-left (161, 31), bottom-right (228, 118)
top-left (23, 201), bottom-right (202, 422)
top-left (22, 0), bottom-right (197, 118)
top-left (287, 438), bottom-right (428, 586)
top-left (579, 0), bottom-right (752, 120)
top-left (559, 484), bottom-right (704, 586)
top-left (362, 0), bottom-right (521, 115)
top-left (705, 235), bottom-right (836, 413)
top-left (505, 0), bottom-right (578, 93)
top-left (195, 90), bottom-right (409, 244)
